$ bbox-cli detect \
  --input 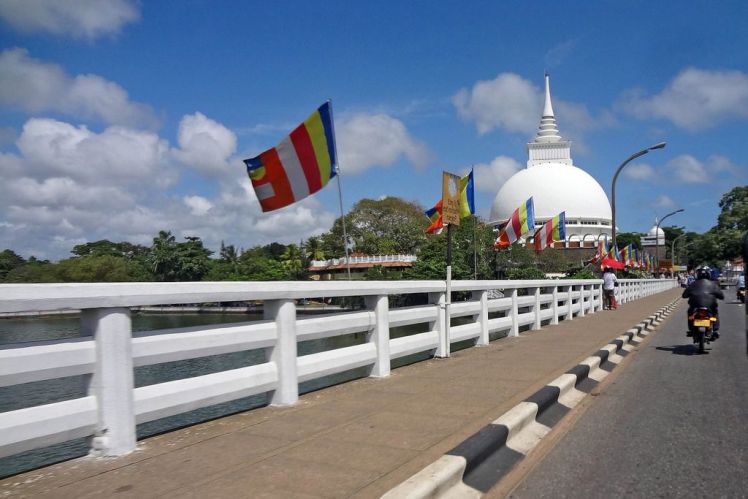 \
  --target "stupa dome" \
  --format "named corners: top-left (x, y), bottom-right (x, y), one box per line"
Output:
top-left (647, 224), bottom-right (665, 238)
top-left (489, 163), bottom-right (612, 222)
